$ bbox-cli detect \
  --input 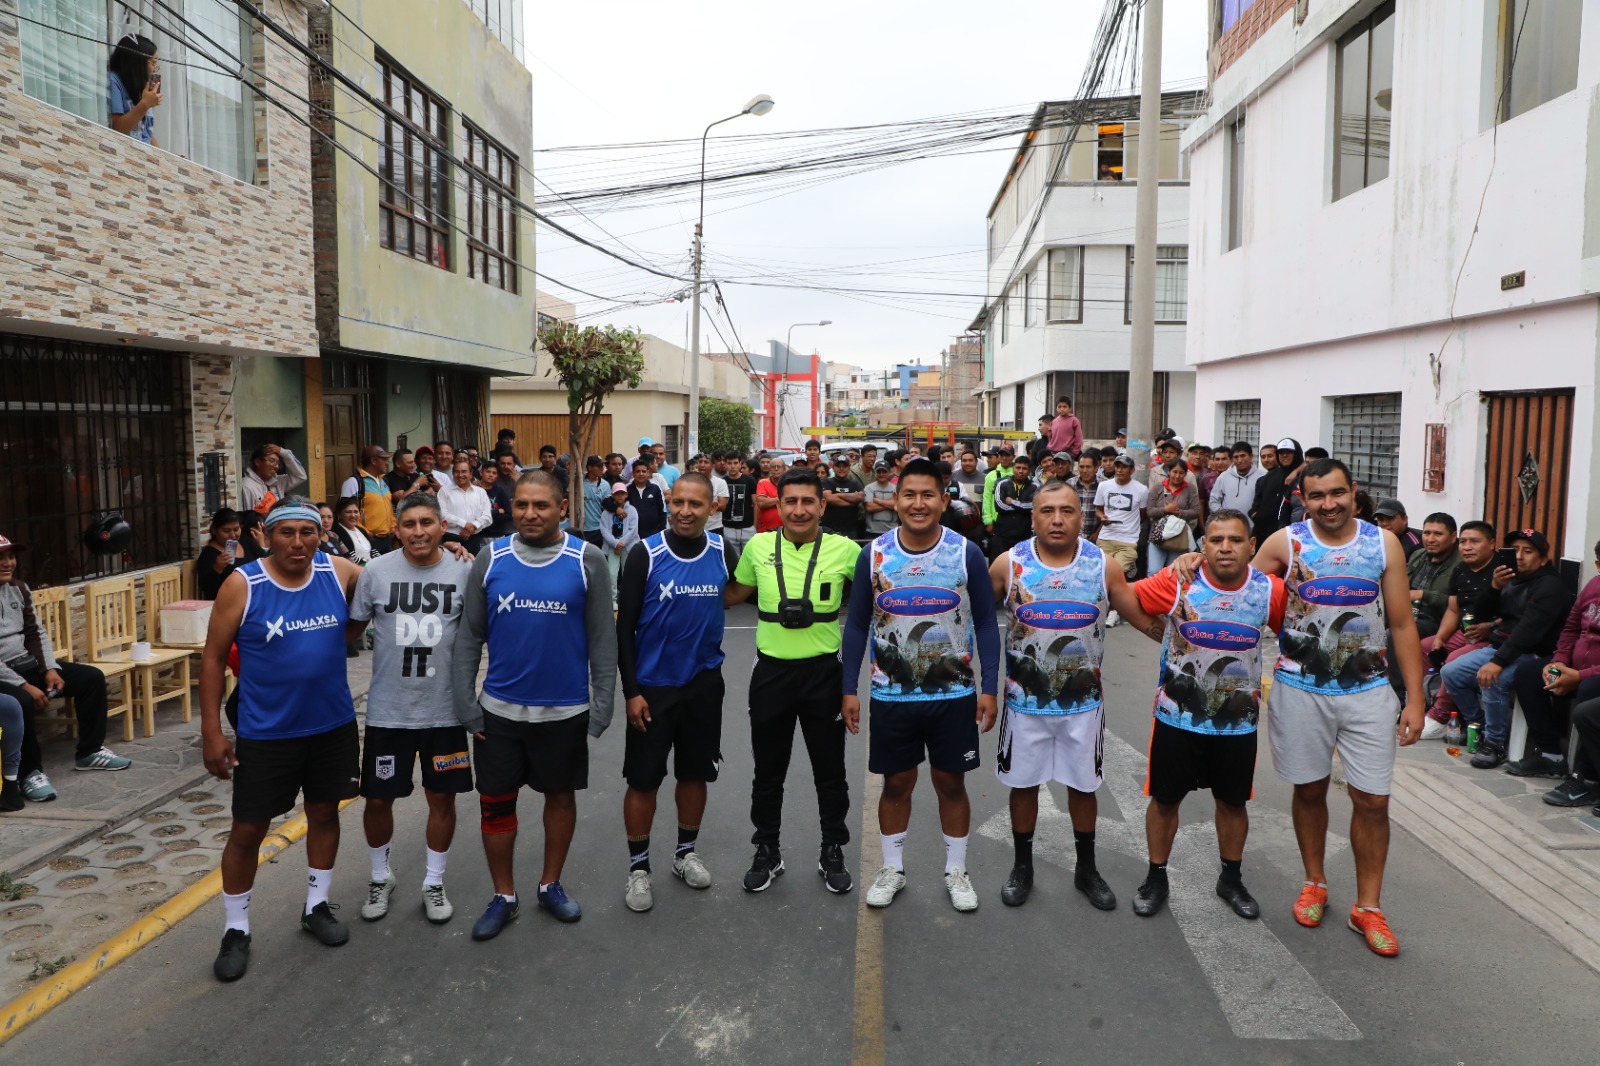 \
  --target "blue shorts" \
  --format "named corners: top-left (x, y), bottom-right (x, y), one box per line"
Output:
top-left (868, 695), bottom-right (980, 776)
